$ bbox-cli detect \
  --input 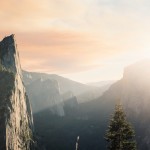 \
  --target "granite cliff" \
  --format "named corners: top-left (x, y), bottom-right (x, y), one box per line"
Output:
top-left (0, 35), bottom-right (34, 150)
top-left (26, 78), bottom-right (65, 116)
